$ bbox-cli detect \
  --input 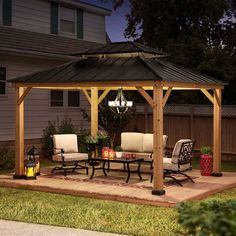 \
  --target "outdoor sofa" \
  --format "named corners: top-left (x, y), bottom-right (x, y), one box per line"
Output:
top-left (51, 134), bottom-right (89, 176)
top-left (118, 132), bottom-right (168, 166)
